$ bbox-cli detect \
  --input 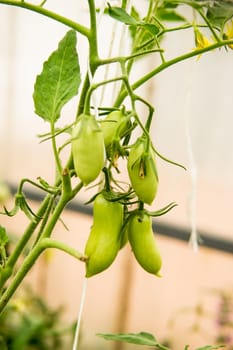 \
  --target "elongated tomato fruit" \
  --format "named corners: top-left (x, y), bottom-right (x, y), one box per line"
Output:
top-left (85, 193), bottom-right (123, 277)
top-left (71, 114), bottom-right (105, 185)
top-left (128, 212), bottom-right (162, 276)
top-left (127, 137), bottom-right (158, 204)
